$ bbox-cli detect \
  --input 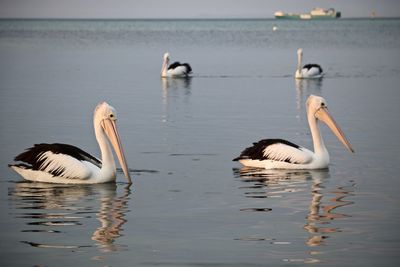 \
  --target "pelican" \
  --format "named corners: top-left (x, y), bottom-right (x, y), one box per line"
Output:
top-left (9, 102), bottom-right (132, 184)
top-left (295, 48), bottom-right (324, 79)
top-left (161, 52), bottom-right (192, 78)
top-left (233, 95), bottom-right (354, 169)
